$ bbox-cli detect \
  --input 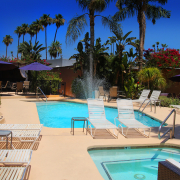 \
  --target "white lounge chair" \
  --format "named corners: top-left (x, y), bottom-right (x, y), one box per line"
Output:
top-left (115, 99), bottom-right (151, 137)
top-left (0, 166), bottom-right (30, 180)
top-left (0, 124), bottom-right (43, 131)
top-left (0, 149), bottom-right (32, 180)
top-left (140, 90), bottom-right (161, 113)
top-left (0, 149), bottom-right (32, 166)
top-left (132, 89), bottom-right (150, 104)
top-left (87, 98), bottom-right (118, 138)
